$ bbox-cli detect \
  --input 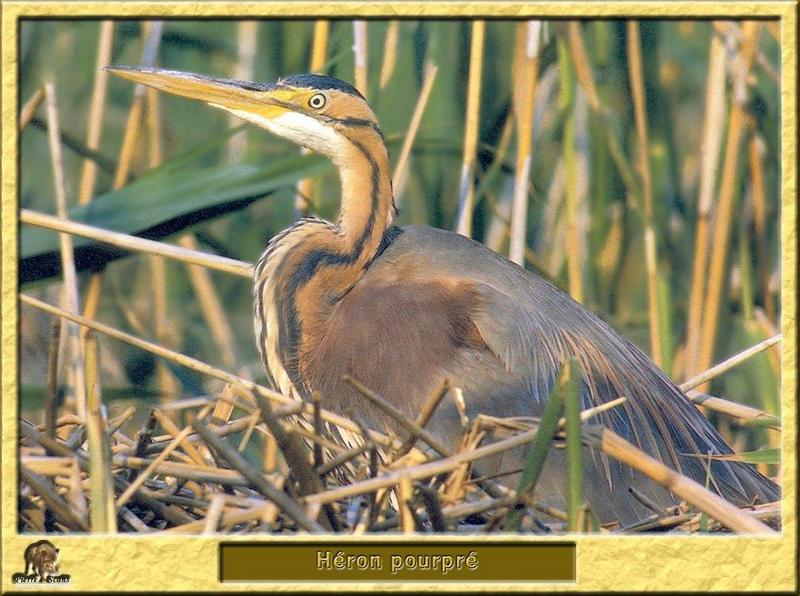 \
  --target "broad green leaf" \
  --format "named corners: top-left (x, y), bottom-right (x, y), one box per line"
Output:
top-left (20, 150), bottom-right (330, 284)
top-left (504, 358), bottom-right (573, 532)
